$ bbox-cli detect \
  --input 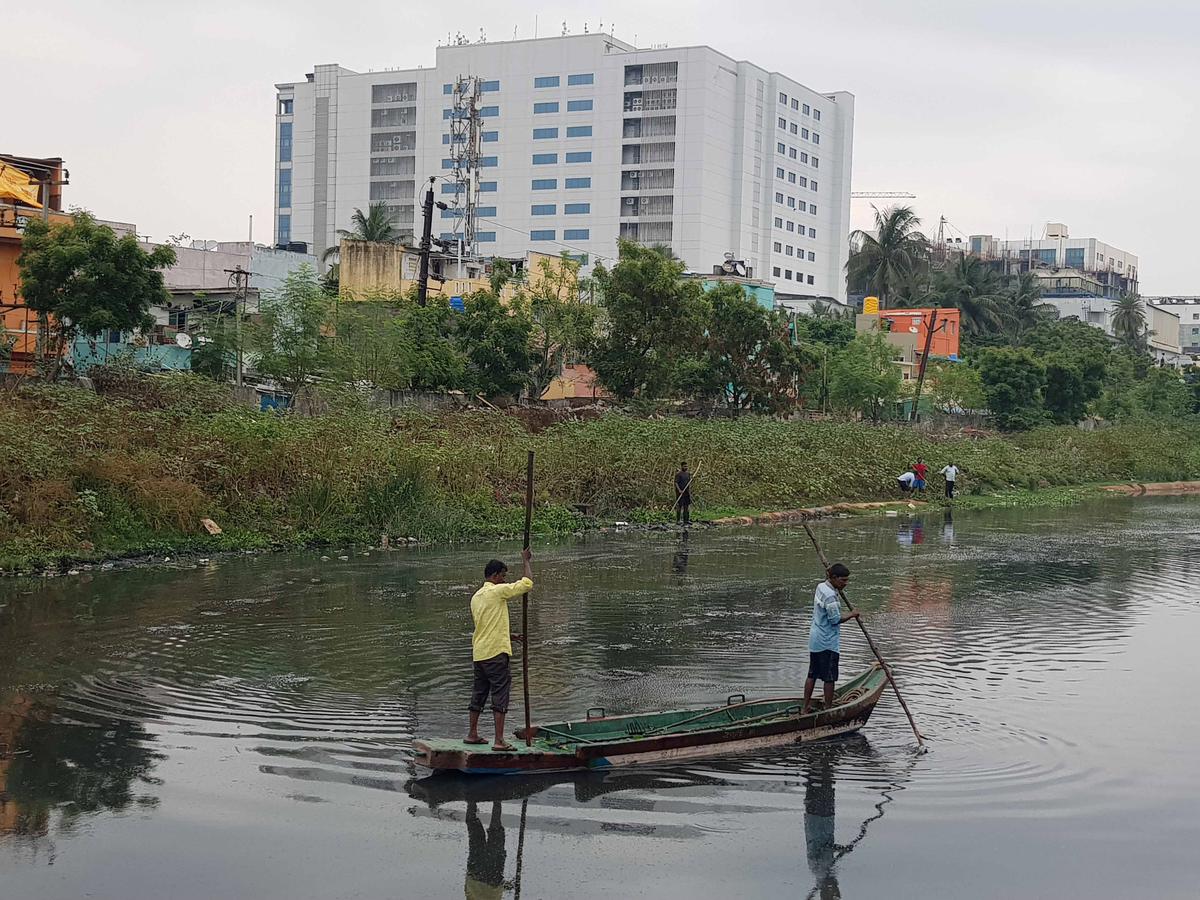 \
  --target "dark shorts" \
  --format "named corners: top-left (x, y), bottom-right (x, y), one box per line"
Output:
top-left (808, 650), bottom-right (839, 683)
top-left (469, 653), bottom-right (512, 713)
top-left (914, 479), bottom-right (926, 490)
